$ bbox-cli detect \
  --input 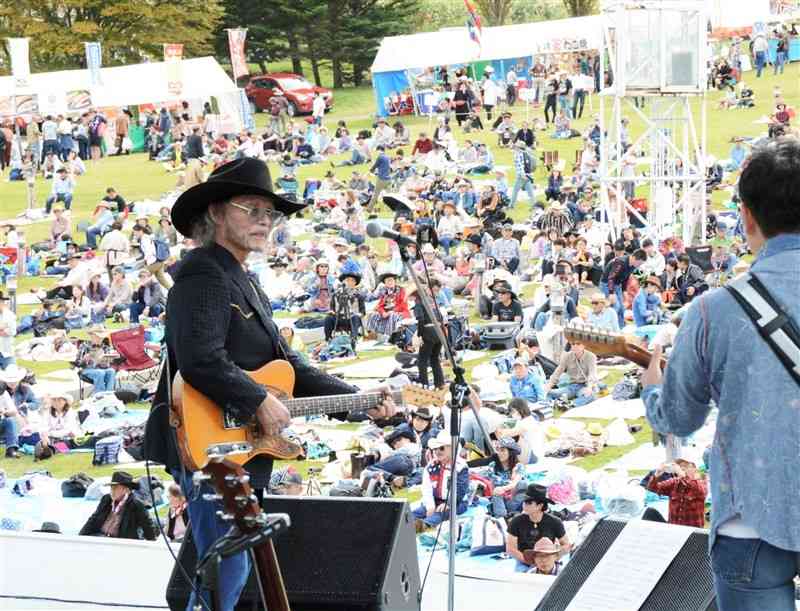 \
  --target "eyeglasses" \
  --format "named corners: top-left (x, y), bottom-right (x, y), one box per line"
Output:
top-left (229, 201), bottom-right (284, 224)
top-left (433, 446), bottom-right (449, 452)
